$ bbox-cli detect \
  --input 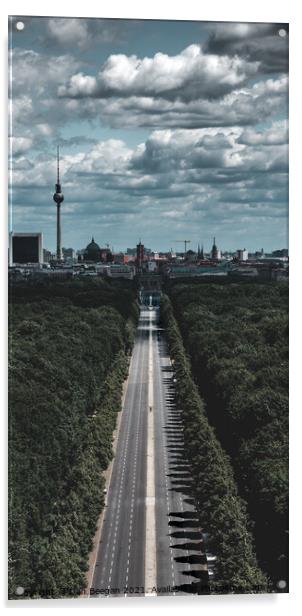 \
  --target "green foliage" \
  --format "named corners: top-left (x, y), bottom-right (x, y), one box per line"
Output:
top-left (8, 278), bottom-right (138, 598)
top-left (164, 280), bottom-right (288, 587)
top-left (161, 295), bottom-right (268, 594)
